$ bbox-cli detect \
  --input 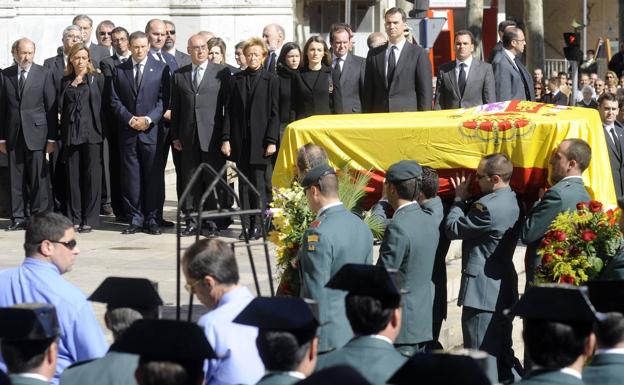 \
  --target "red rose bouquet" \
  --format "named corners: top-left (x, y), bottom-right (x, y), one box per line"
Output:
top-left (536, 200), bottom-right (622, 285)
